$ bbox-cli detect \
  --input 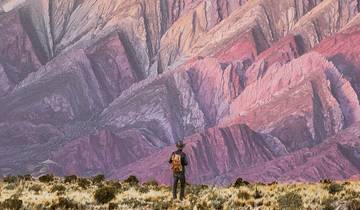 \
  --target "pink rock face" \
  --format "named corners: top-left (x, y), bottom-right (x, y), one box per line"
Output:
top-left (113, 122), bottom-right (360, 185)
top-left (0, 11), bottom-right (41, 85)
top-left (3, 1), bottom-right (360, 186)
top-left (85, 32), bottom-right (139, 103)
